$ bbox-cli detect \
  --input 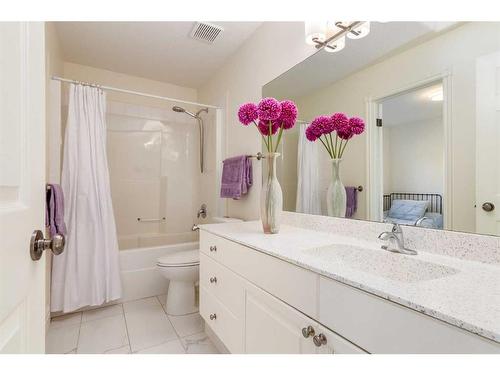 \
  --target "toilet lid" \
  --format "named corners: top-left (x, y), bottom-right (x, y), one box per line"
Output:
top-left (157, 249), bottom-right (199, 266)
